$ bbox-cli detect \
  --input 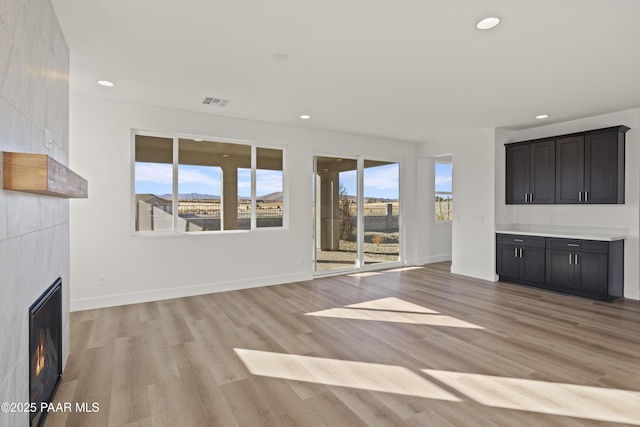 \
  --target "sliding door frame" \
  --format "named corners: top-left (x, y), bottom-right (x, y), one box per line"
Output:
top-left (313, 151), bottom-right (404, 276)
